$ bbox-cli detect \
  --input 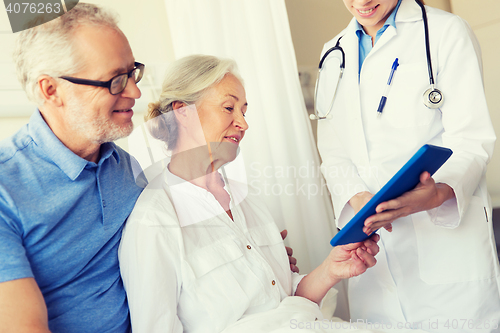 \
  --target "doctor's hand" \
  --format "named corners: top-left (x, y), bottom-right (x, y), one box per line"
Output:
top-left (363, 172), bottom-right (455, 235)
top-left (281, 229), bottom-right (299, 273)
top-left (350, 191), bottom-right (393, 232)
